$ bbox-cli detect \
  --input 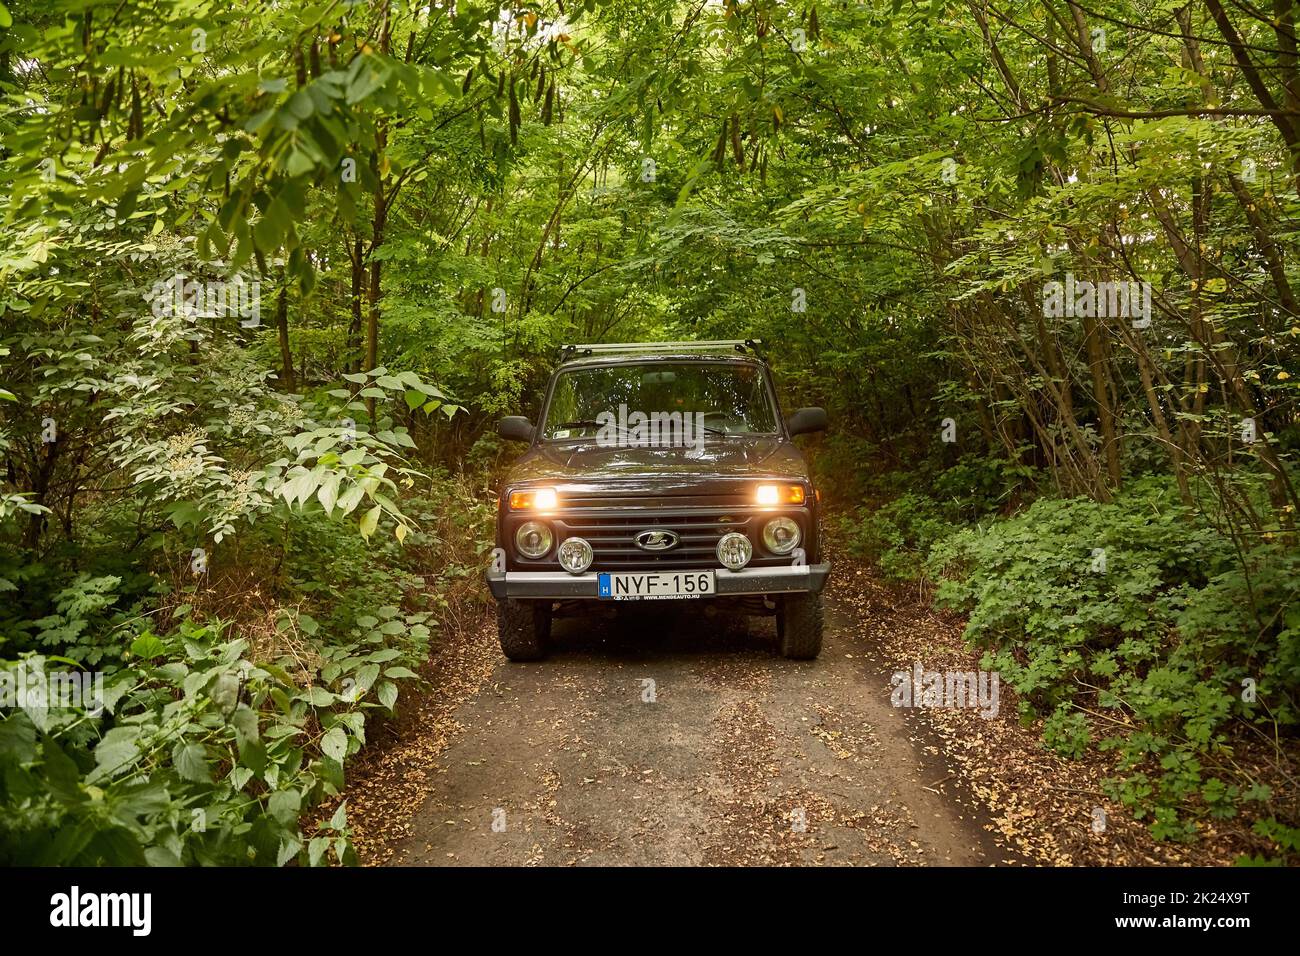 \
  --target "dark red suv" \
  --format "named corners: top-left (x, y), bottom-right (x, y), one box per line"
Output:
top-left (487, 341), bottom-right (829, 661)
